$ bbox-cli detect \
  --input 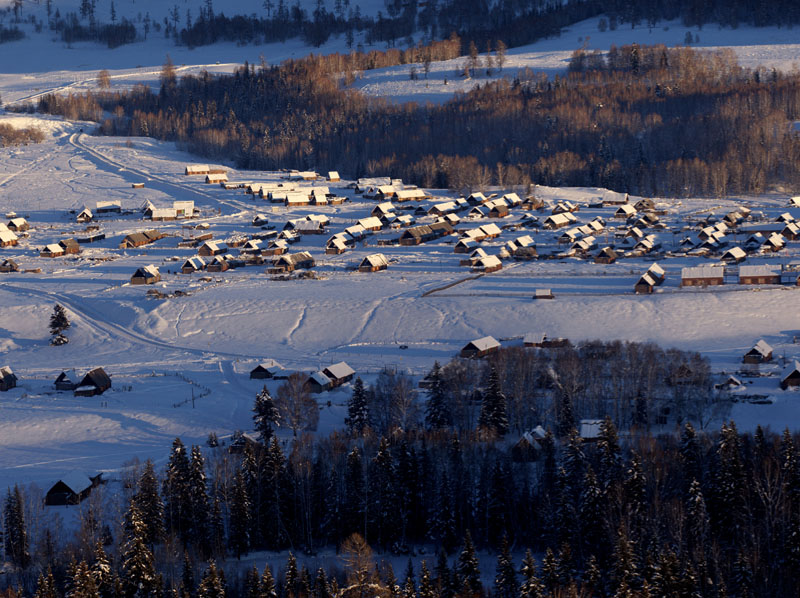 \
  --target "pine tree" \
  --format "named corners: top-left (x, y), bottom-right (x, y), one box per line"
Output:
top-left (50, 303), bottom-right (71, 345)
top-left (163, 438), bottom-right (191, 541)
top-left (198, 561), bottom-right (225, 598)
top-left (493, 535), bottom-right (518, 598)
top-left (180, 552), bottom-right (195, 598)
top-left (344, 447), bottom-right (366, 539)
top-left (188, 445), bottom-right (210, 548)
top-left (133, 459), bottom-right (165, 547)
top-left (314, 568), bottom-right (331, 598)
top-left (260, 565), bottom-right (277, 598)
top-left (418, 562), bottom-right (435, 598)
top-left (369, 437), bottom-right (398, 548)
top-left (612, 526), bottom-right (637, 592)
top-left (455, 531), bottom-right (481, 596)
top-left (4, 484), bottom-right (30, 569)
top-left (253, 386), bottom-right (280, 443)
top-left (582, 555), bottom-right (602, 598)
top-left (285, 553), bottom-right (300, 598)
top-left (229, 470), bottom-right (251, 558)
top-left (346, 377), bottom-right (370, 436)
top-left (579, 467), bottom-right (607, 559)
top-left (597, 415), bottom-right (622, 489)
top-left (519, 551), bottom-right (544, 598)
top-left (34, 568), bottom-right (60, 598)
top-left (91, 541), bottom-right (115, 598)
top-left (478, 368), bottom-right (509, 437)
top-left (540, 548), bottom-right (559, 595)
top-left (712, 422), bottom-right (747, 547)
top-left (425, 362), bottom-right (451, 430)
top-left (67, 560), bottom-right (100, 598)
top-left (121, 501), bottom-right (162, 598)
top-left (402, 560), bottom-right (416, 598)
top-left (245, 567), bottom-right (261, 598)
top-left (680, 422), bottom-right (702, 488)
top-left (434, 550), bottom-right (455, 598)
top-left (685, 479), bottom-right (709, 560)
